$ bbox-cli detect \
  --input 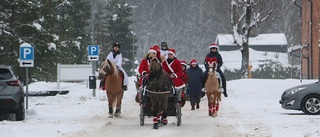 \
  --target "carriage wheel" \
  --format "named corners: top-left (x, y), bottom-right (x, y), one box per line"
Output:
top-left (176, 103), bottom-right (181, 126)
top-left (140, 105), bottom-right (144, 126)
